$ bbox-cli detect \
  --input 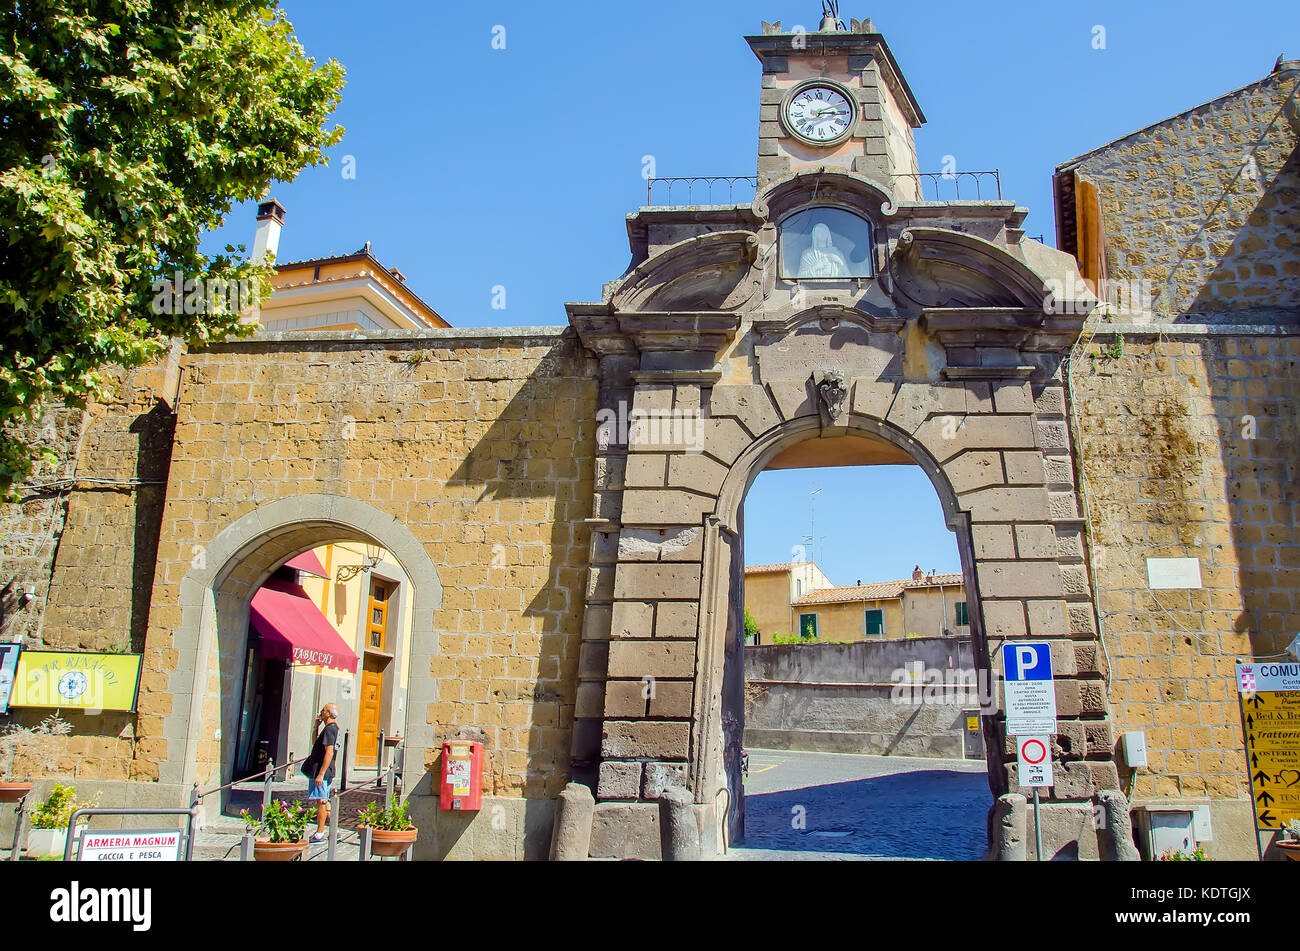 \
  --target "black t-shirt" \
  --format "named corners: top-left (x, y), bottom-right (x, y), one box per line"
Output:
top-left (308, 722), bottom-right (340, 782)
